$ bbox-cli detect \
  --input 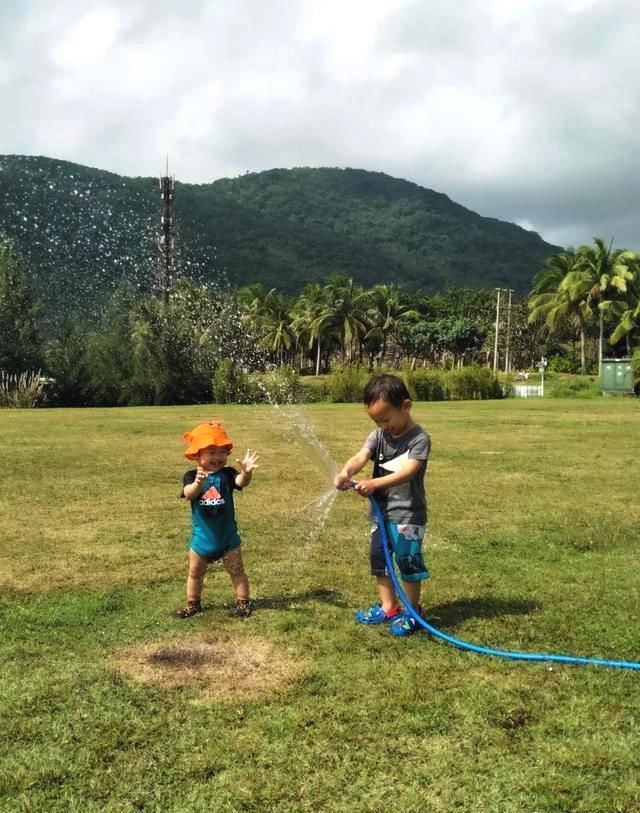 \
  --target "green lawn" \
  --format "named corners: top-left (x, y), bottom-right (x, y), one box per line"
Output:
top-left (1, 399), bottom-right (640, 812)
